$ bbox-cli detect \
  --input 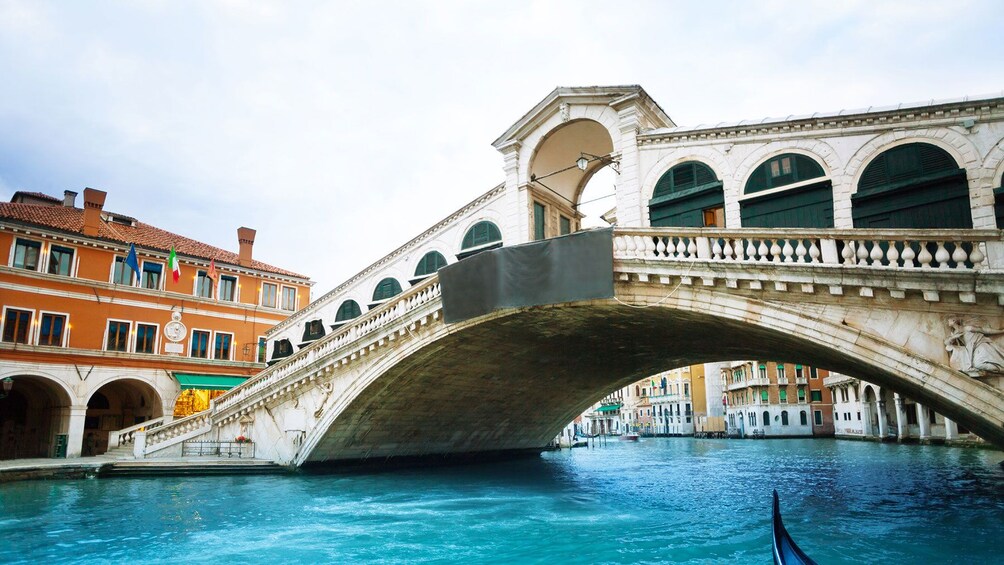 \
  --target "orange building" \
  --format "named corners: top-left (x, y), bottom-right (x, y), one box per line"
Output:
top-left (0, 188), bottom-right (311, 459)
